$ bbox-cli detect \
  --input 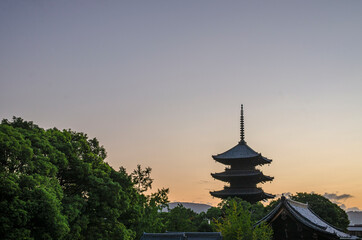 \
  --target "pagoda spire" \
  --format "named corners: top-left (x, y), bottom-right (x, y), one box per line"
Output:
top-left (240, 104), bottom-right (245, 143)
